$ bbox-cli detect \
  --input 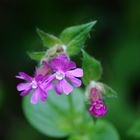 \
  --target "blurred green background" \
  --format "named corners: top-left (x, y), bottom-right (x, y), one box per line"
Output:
top-left (0, 0), bottom-right (140, 140)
